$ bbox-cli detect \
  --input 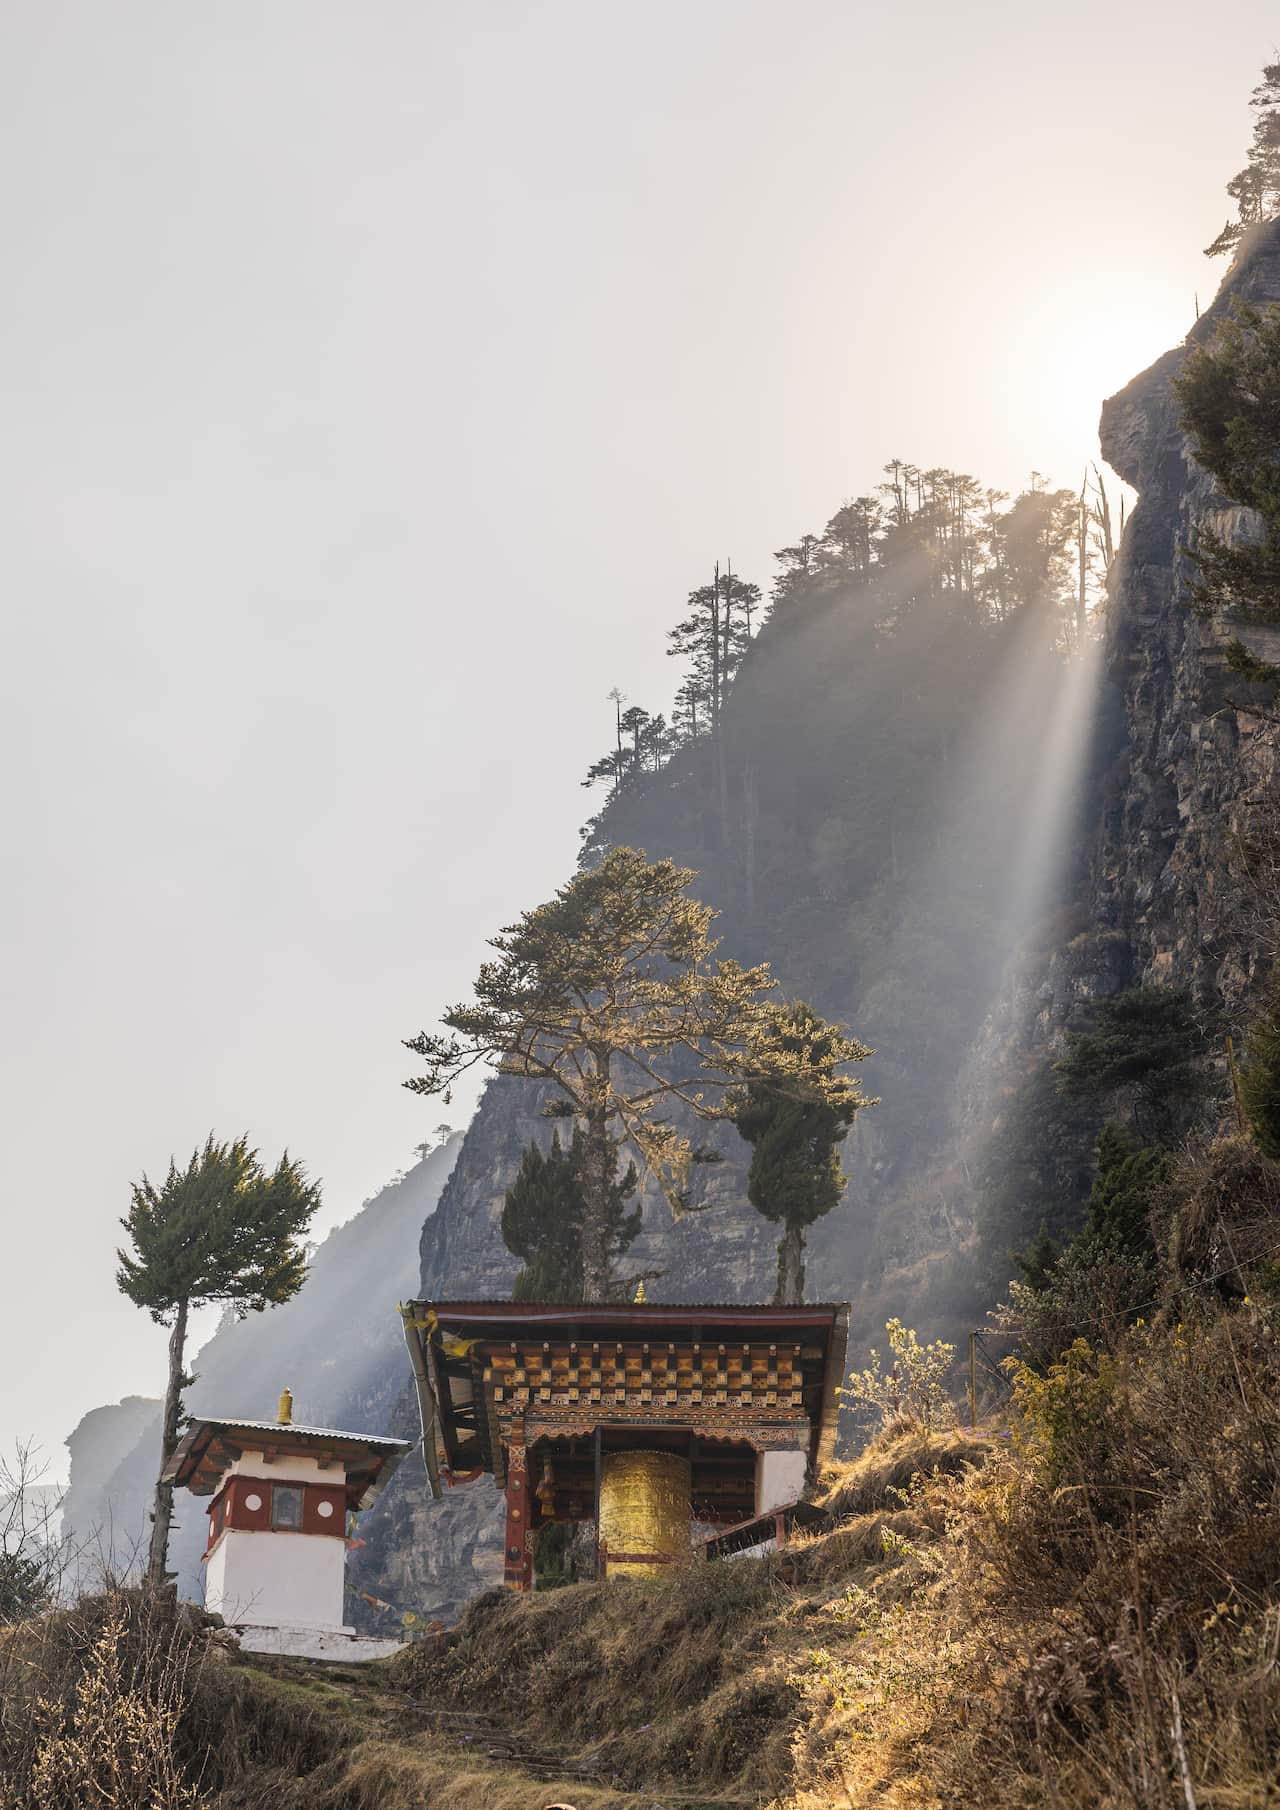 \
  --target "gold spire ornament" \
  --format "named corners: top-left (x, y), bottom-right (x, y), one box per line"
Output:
top-left (277, 1386), bottom-right (293, 1425)
top-left (633, 1280), bottom-right (647, 1303)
